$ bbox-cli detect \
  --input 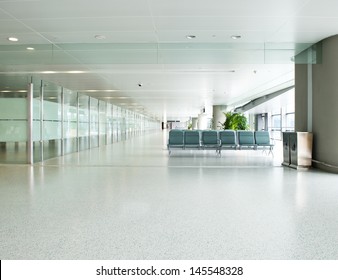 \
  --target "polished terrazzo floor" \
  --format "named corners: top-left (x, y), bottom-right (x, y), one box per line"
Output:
top-left (1, 131), bottom-right (338, 259)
